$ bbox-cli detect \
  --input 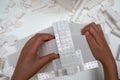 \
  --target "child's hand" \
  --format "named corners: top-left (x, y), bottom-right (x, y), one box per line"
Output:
top-left (11, 33), bottom-right (59, 80)
top-left (82, 22), bottom-right (118, 80)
